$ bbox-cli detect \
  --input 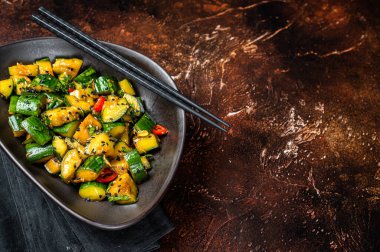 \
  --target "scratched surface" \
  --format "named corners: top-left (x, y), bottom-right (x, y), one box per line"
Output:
top-left (0, 0), bottom-right (380, 251)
